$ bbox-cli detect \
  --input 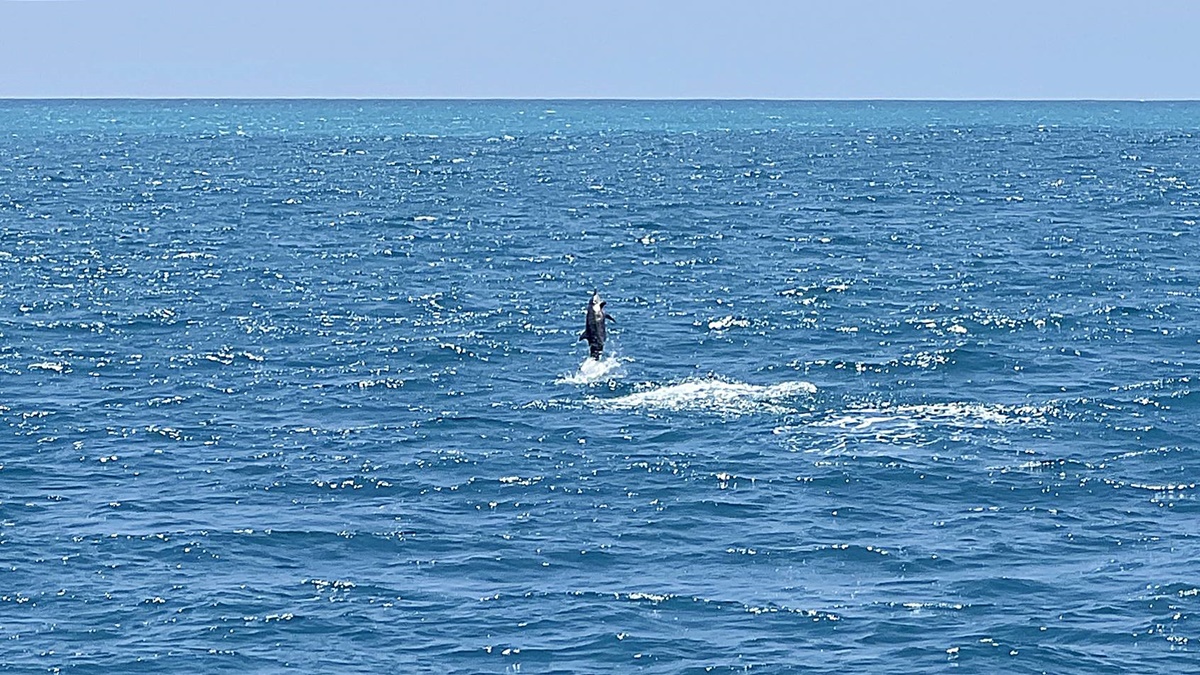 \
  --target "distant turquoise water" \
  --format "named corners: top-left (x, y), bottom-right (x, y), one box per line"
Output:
top-left (1, 100), bottom-right (1197, 673)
